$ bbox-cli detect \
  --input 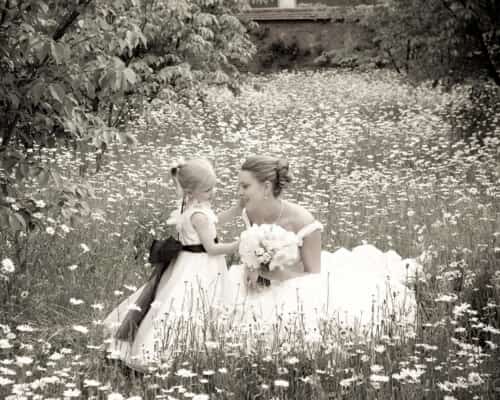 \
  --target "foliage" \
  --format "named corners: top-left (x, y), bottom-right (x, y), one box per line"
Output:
top-left (0, 0), bottom-right (256, 233)
top-left (372, 0), bottom-right (500, 85)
